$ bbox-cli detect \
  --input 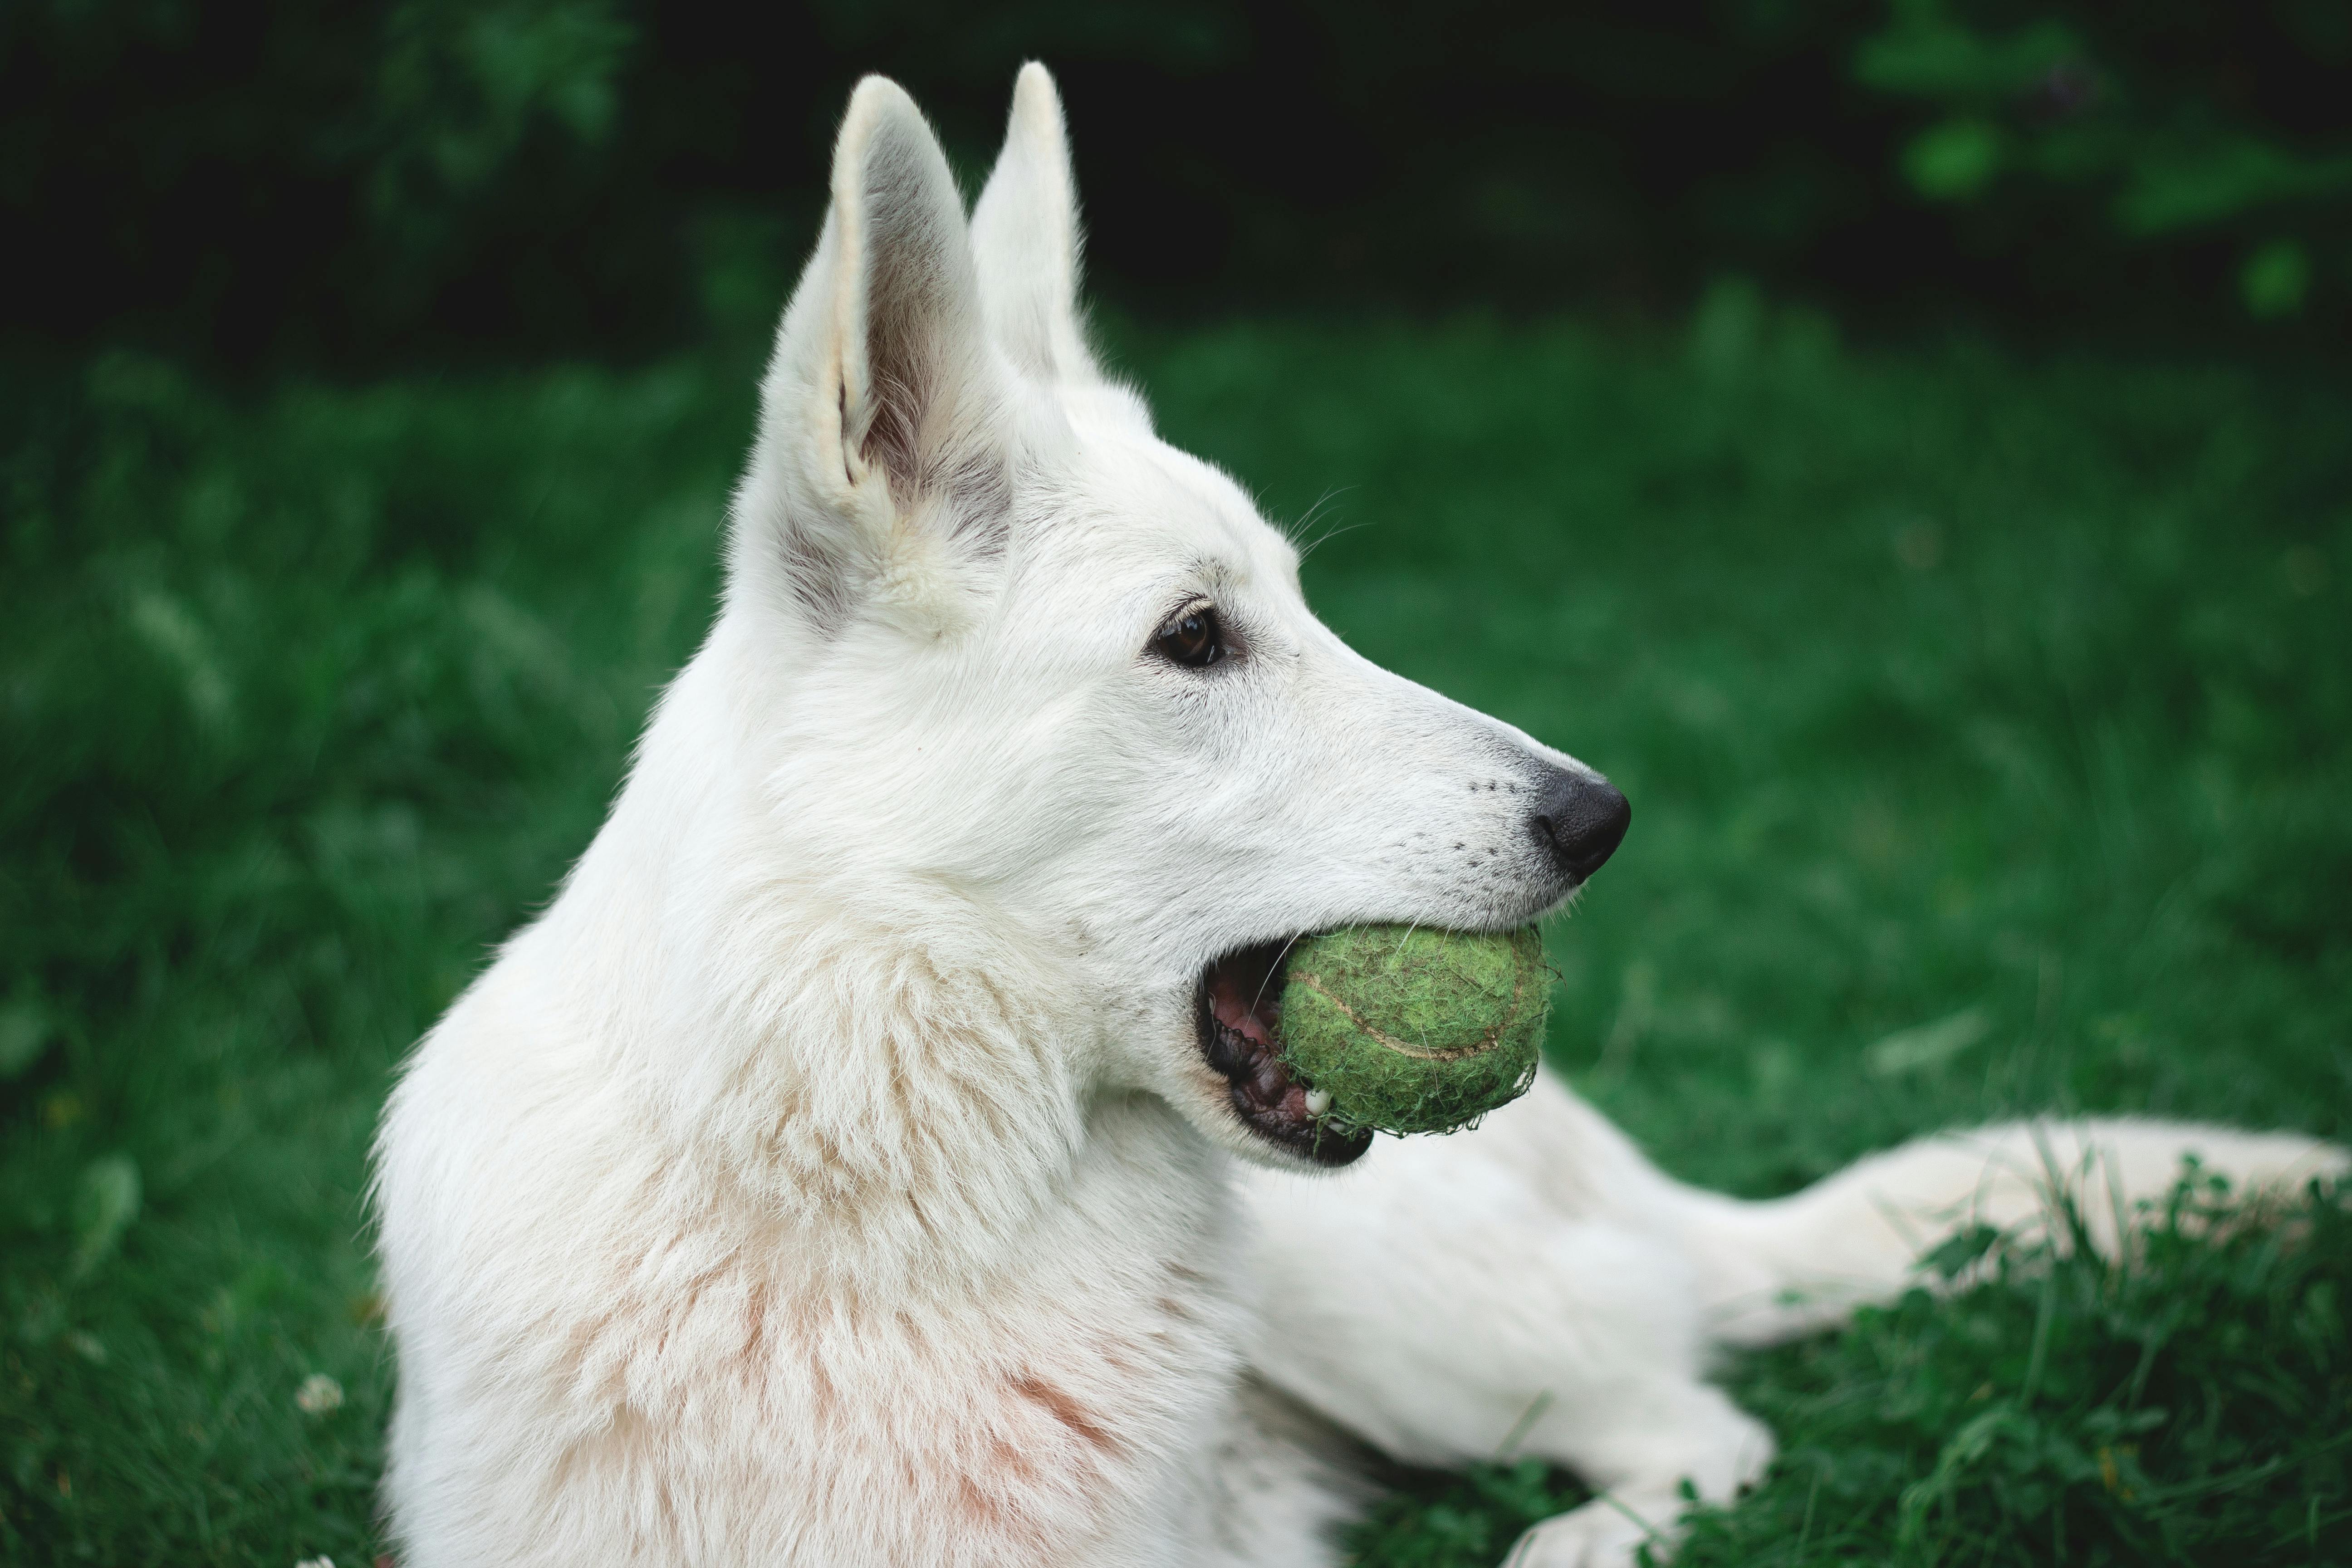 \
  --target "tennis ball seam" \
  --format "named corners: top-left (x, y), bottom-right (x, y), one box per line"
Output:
top-left (1274, 923), bottom-right (1555, 1137)
top-left (1284, 955), bottom-right (1532, 1063)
